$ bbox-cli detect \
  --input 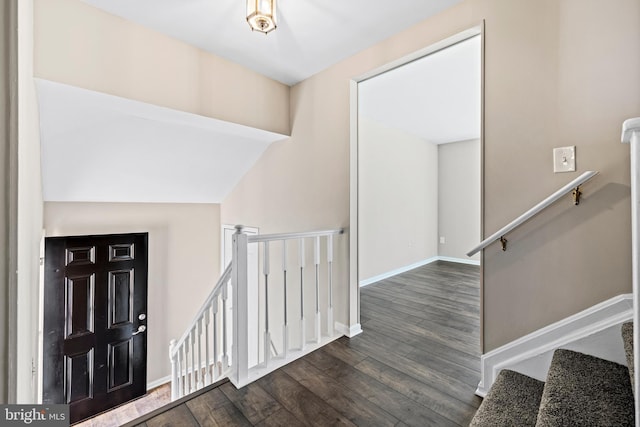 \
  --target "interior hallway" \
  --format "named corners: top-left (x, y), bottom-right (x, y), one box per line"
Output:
top-left (109, 260), bottom-right (480, 426)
